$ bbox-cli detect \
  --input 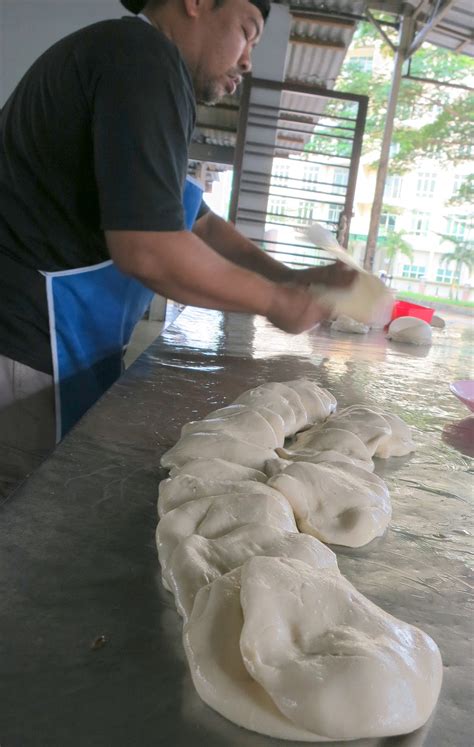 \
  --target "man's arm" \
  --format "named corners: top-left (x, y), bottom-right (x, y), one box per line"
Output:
top-left (193, 210), bottom-right (356, 288)
top-left (105, 229), bottom-right (327, 334)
